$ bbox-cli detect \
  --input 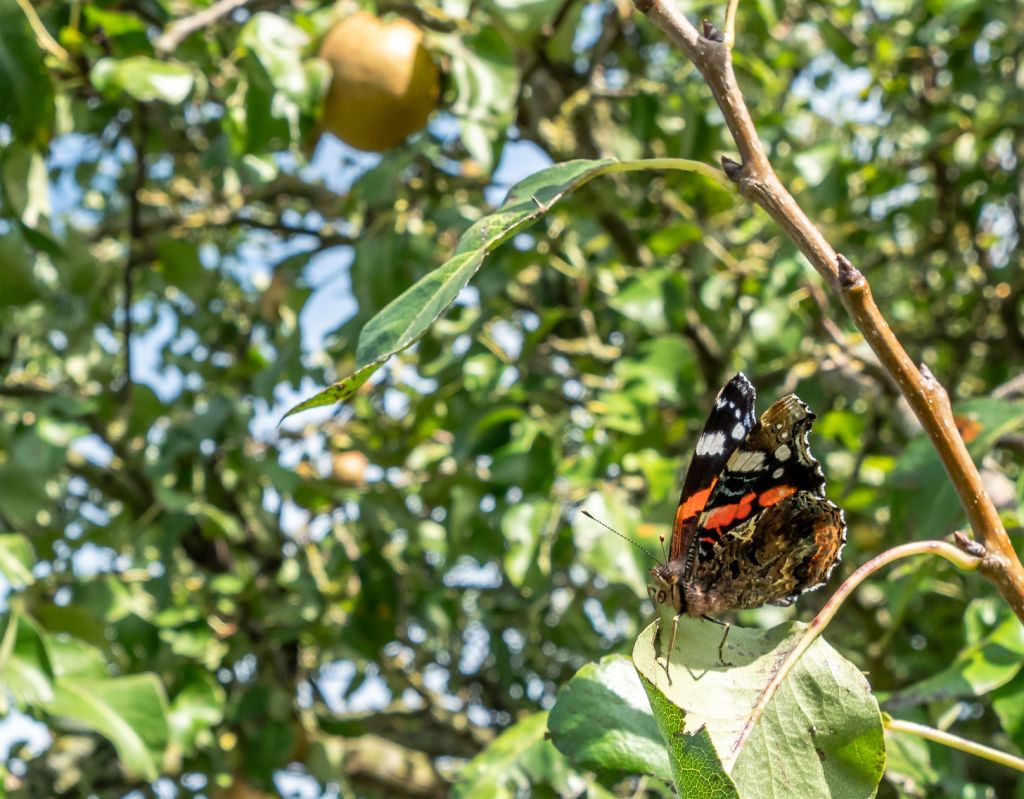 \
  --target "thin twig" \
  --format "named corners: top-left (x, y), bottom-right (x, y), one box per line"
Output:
top-left (633, 0), bottom-right (1024, 621)
top-left (724, 0), bottom-right (741, 48)
top-left (15, 0), bottom-right (72, 65)
top-left (156, 0), bottom-right (252, 54)
top-left (730, 539), bottom-right (982, 763)
top-left (885, 717), bottom-right (1024, 773)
